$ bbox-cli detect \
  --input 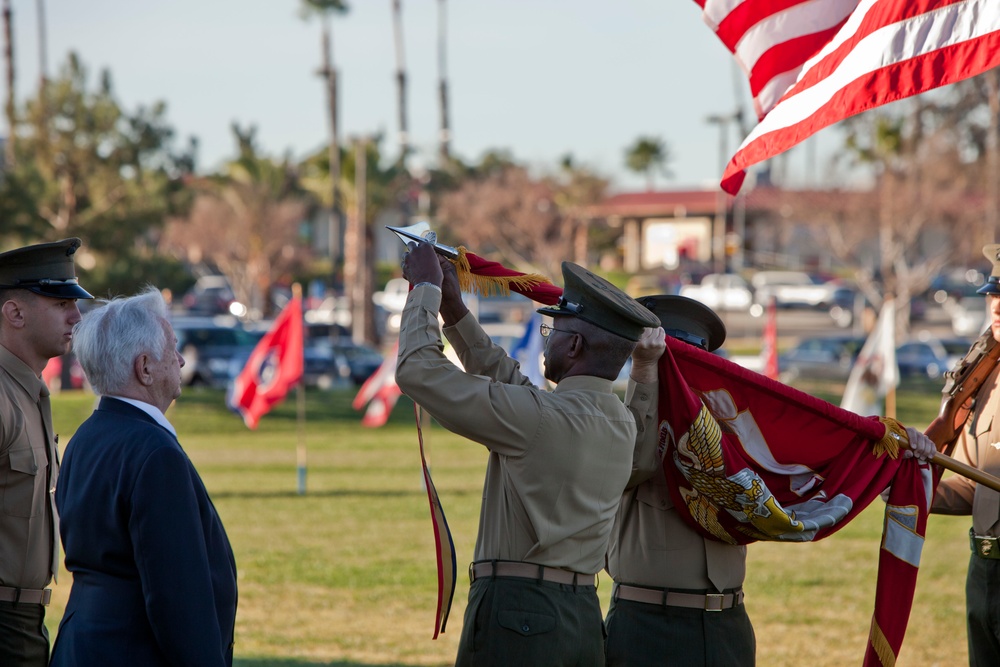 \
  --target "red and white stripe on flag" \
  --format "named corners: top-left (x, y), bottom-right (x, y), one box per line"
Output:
top-left (697, 0), bottom-right (861, 119)
top-left (696, 0), bottom-right (1000, 194)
